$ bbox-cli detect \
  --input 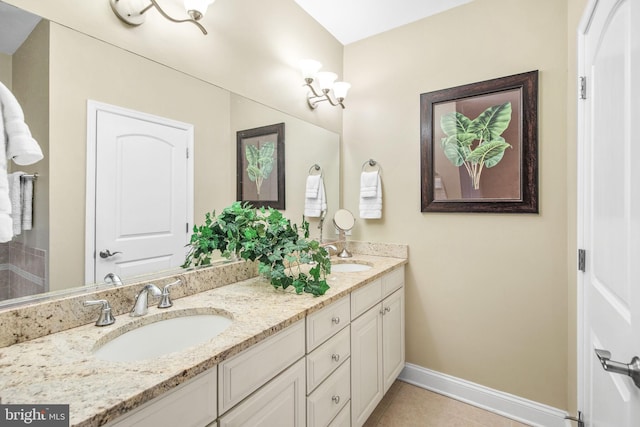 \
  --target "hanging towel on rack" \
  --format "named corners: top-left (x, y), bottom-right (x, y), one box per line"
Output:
top-left (304, 175), bottom-right (326, 217)
top-left (359, 171), bottom-right (382, 219)
top-left (8, 171), bottom-right (24, 236)
top-left (22, 175), bottom-right (33, 231)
